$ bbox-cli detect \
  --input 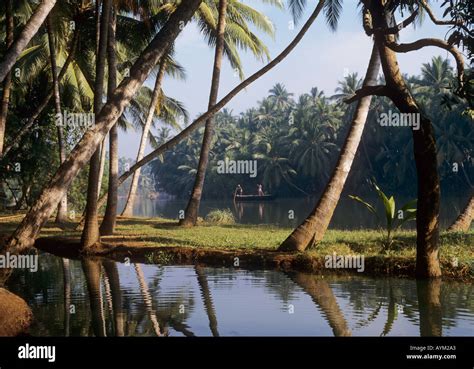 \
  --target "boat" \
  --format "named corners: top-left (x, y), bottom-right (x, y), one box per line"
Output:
top-left (234, 194), bottom-right (276, 202)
